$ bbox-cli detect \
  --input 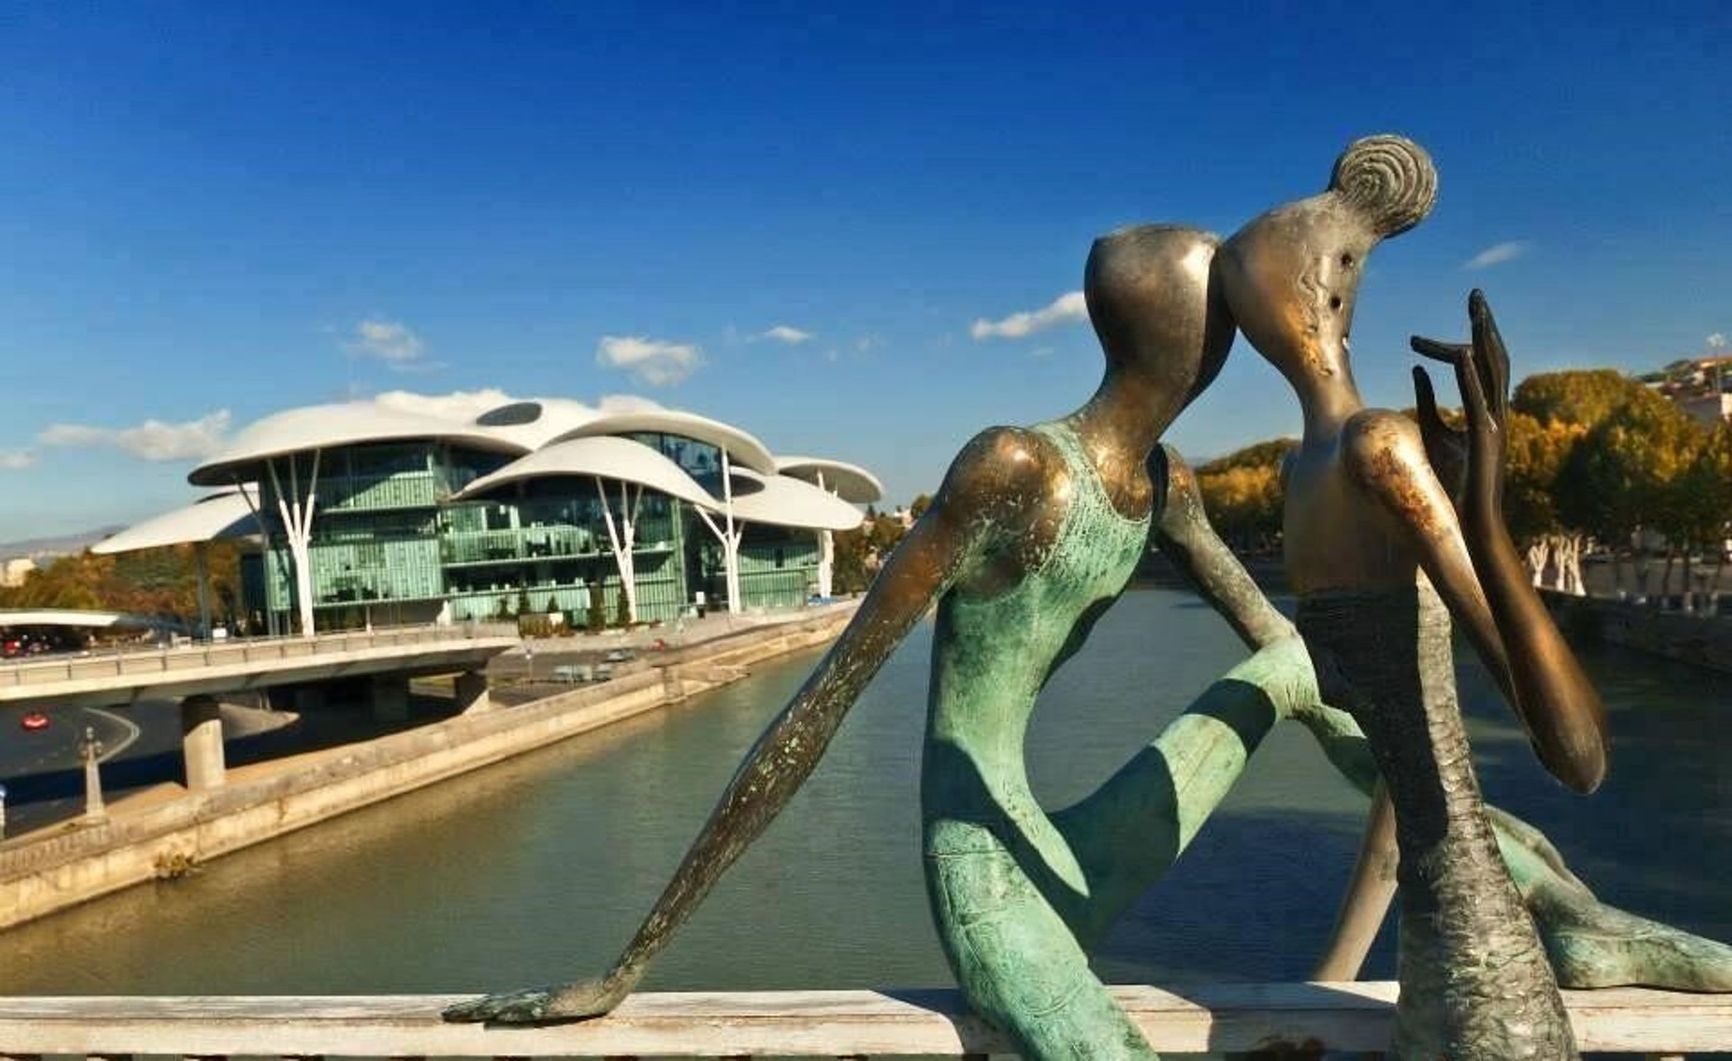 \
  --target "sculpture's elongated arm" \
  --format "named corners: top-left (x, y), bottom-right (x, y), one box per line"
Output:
top-left (1149, 444), bottom-right (1294, 650)
top-left (1340, 409), bottom-right (1604, 796)
top-left (445, 428), bottom-right (1051, 1025)
top-left (1411, 291), bottom-right (1608, 793)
